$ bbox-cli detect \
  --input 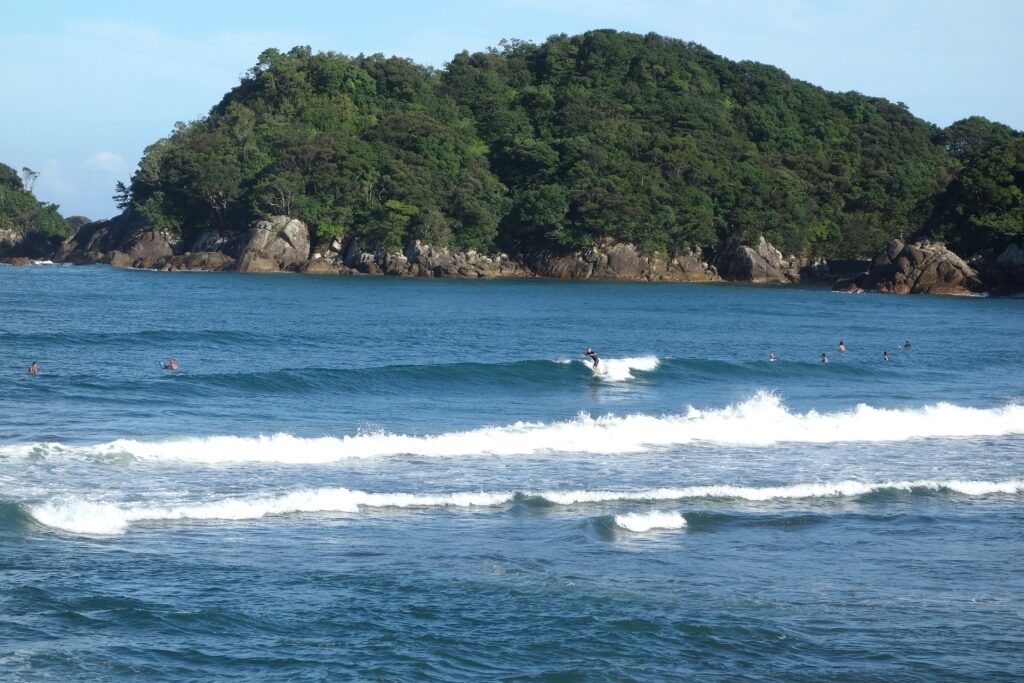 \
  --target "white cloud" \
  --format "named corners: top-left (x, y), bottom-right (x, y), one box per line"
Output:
top-left (85, 150), bottom-right (126, 172)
